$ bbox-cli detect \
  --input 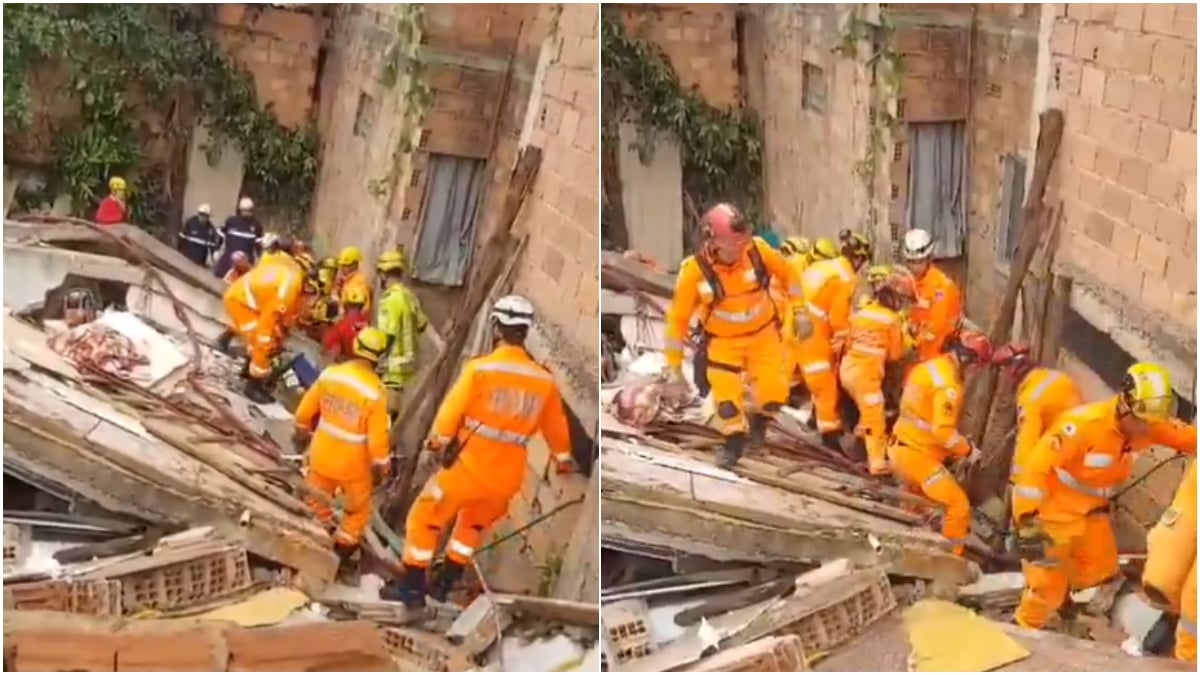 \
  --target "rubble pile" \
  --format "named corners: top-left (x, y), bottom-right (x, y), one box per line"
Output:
top-left (1, 219), bottom-right (596, 672)
top-left (597, 253), bottom-right (1189, 672)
